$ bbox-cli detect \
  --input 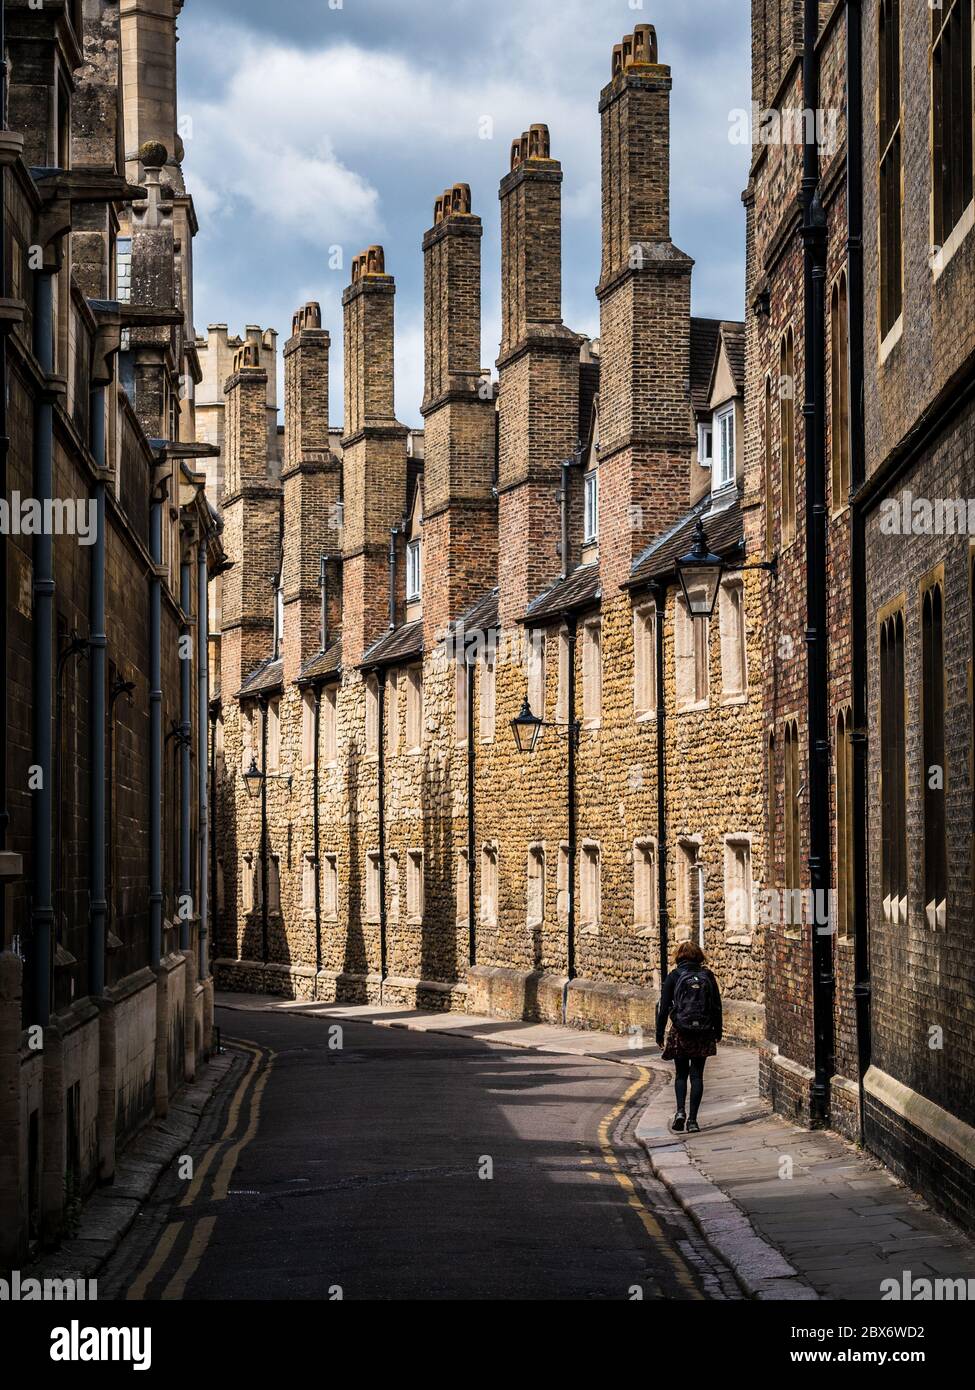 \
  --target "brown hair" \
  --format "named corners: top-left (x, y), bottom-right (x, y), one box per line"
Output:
top-left (675, 942), bottom-right (706, 966)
